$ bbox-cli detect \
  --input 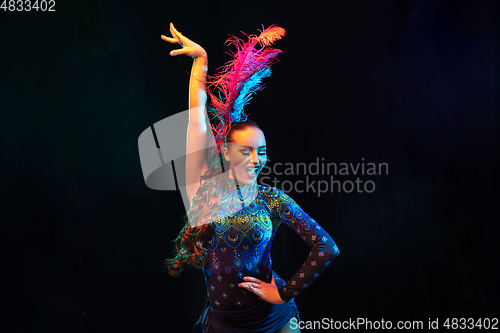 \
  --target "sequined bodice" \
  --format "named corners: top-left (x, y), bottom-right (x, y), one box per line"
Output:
top-left (202, 184), bottom-right (340, 310)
